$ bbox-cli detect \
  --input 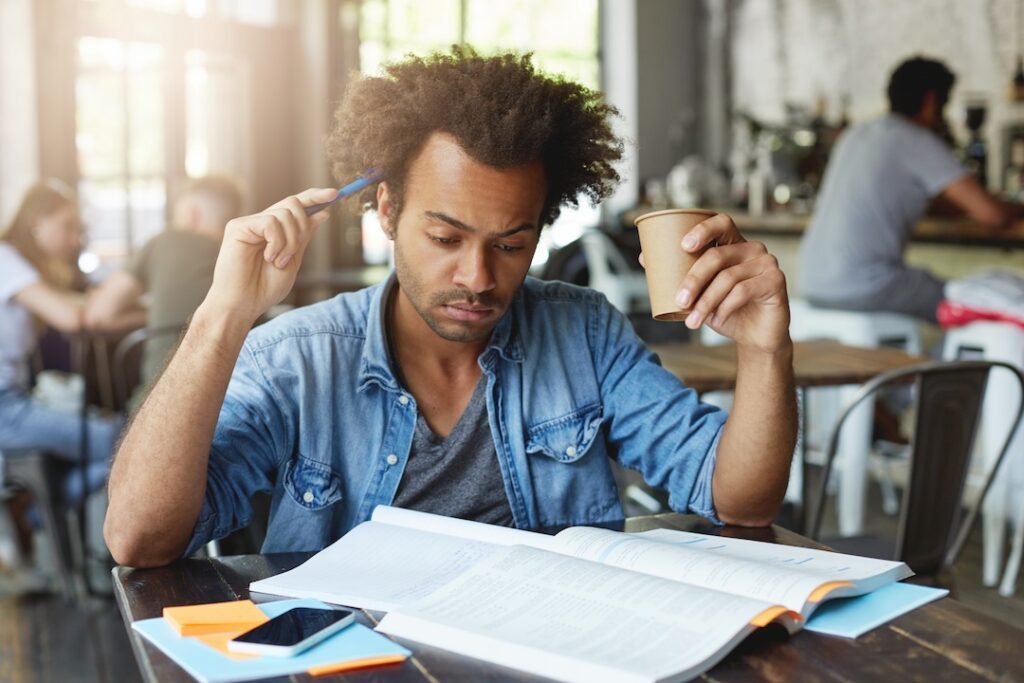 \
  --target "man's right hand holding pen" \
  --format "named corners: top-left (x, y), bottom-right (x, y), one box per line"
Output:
top-left (199, 187), bottom-right (337, 327)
